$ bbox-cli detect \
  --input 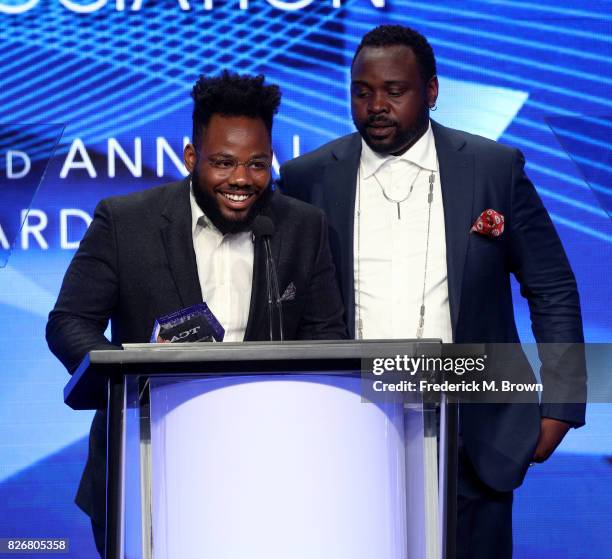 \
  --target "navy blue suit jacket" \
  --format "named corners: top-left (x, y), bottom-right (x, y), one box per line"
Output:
top-left (280, 121), bottom-right (586, 491)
